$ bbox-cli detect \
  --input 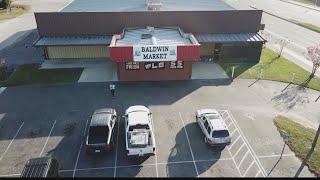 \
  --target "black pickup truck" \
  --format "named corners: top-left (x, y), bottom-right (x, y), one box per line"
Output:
top-left (85, 108), bottom-right (117, 154)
